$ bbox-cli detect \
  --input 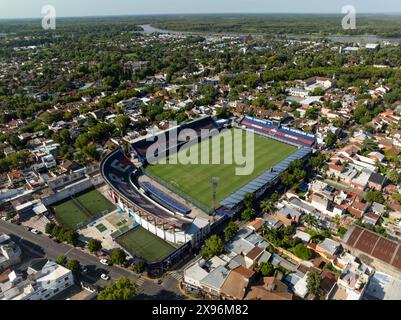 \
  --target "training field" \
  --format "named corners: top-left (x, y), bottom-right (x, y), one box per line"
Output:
top-left (117, 227), bottom-right (177, 263)
top-left (146, 128), bottom-right (296, 211)
top-left (52, 201), bottom-right (89, 230)
top-left (74, 189), bottom-right (116, 216)
top-left (52, 189), bottom-right (115, 229)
